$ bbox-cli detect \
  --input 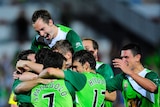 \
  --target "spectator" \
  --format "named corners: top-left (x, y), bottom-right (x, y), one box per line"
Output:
top-left (14, 8), bottom-right (29, 44)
